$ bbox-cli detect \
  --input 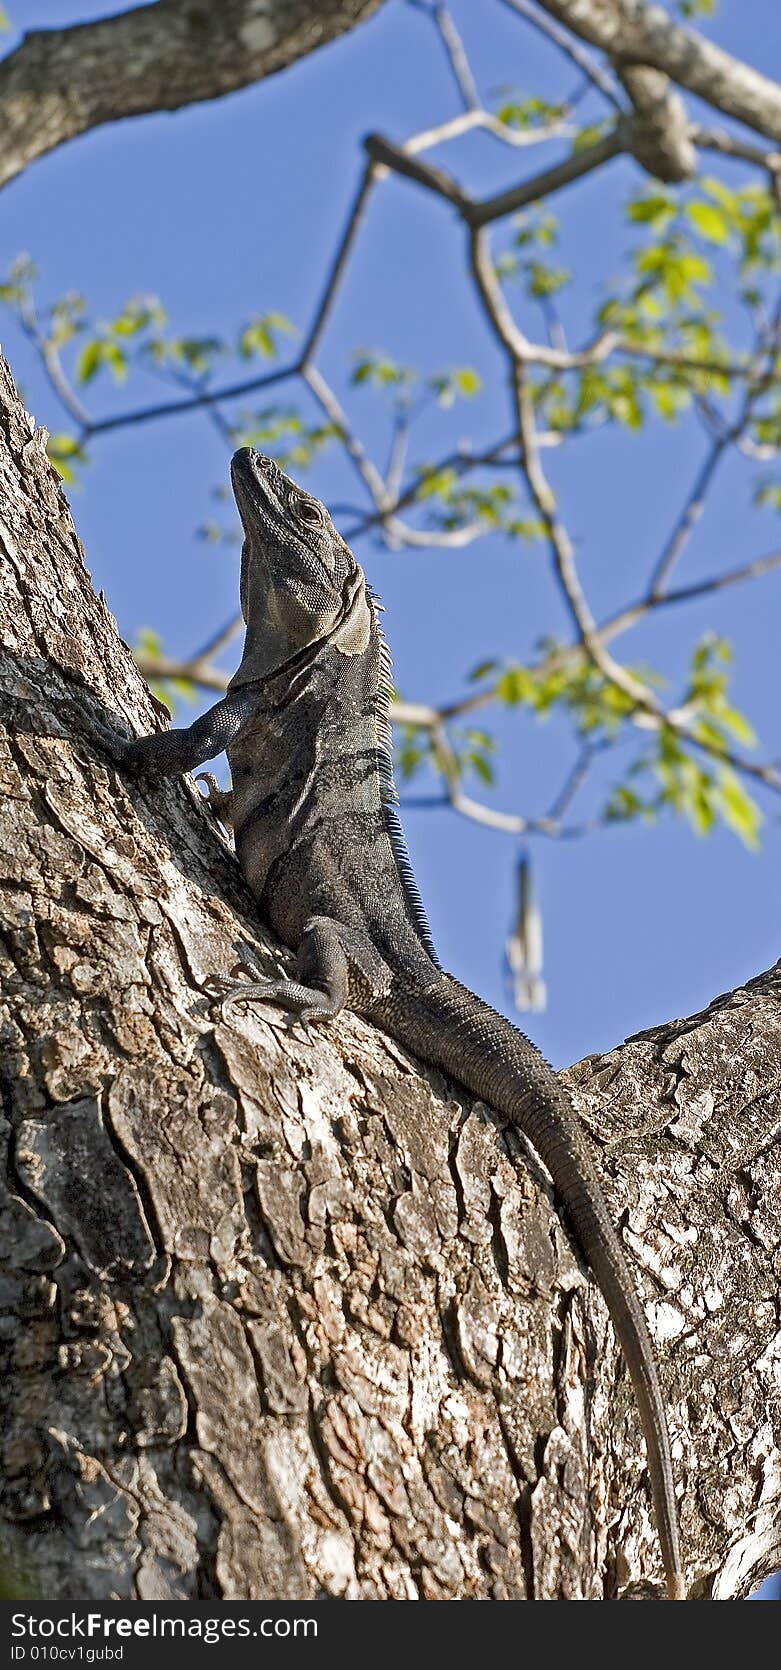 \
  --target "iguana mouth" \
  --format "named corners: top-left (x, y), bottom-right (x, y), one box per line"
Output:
top-left (231, 449), bottom-right (325, 562)
top-left (231, 447), bottom-right (287, 531)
